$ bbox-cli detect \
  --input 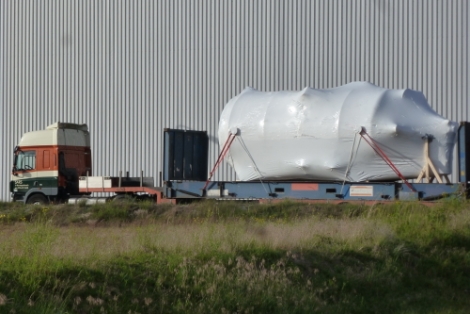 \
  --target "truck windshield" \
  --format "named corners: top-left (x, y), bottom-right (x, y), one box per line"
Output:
top-left (14, 150), bottom-right (36, 170)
